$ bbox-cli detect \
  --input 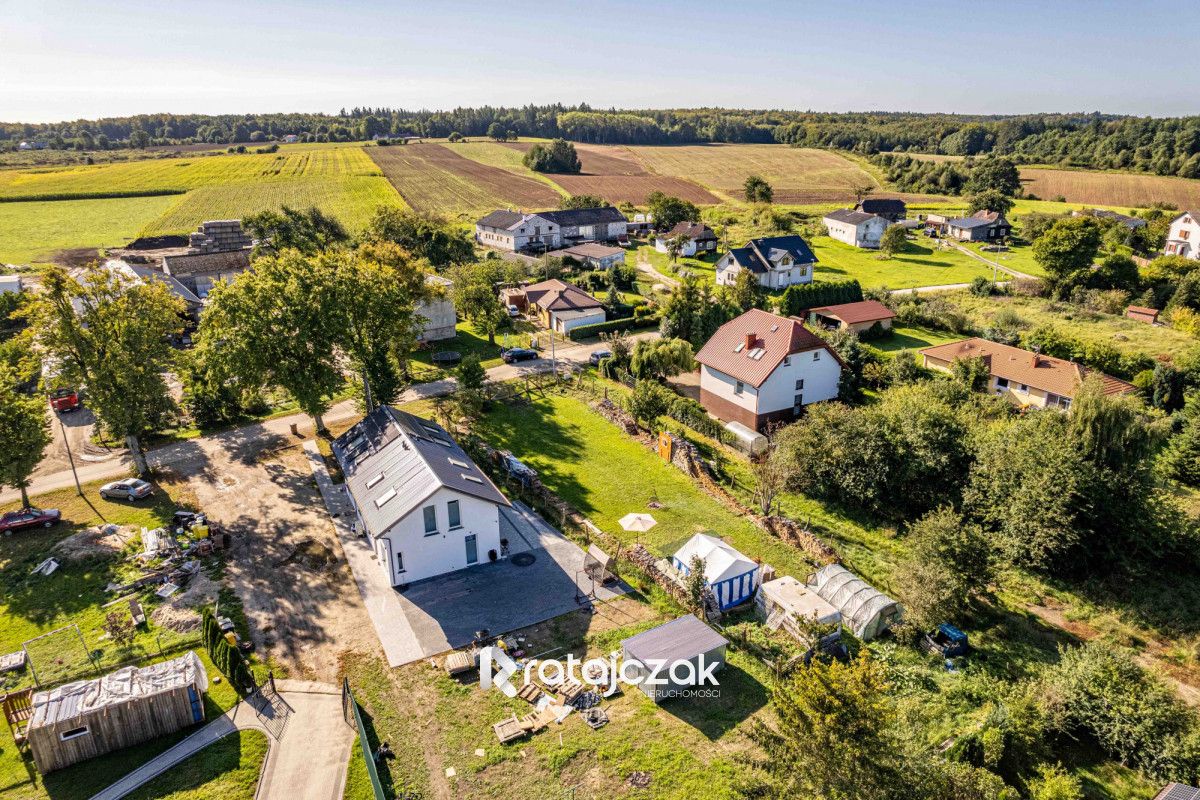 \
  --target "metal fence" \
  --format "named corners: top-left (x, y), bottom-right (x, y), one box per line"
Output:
top-left (342, 678), bottom-right (386, 800)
